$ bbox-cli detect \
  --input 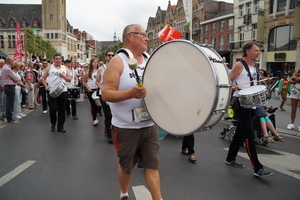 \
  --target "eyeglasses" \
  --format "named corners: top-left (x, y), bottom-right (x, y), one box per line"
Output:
top-left (130, 32), bottom-right (148, 38)
top-left (42, 63), bottom-right (47, 64)
top-left (107, 54), bottom-right (114, 57)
